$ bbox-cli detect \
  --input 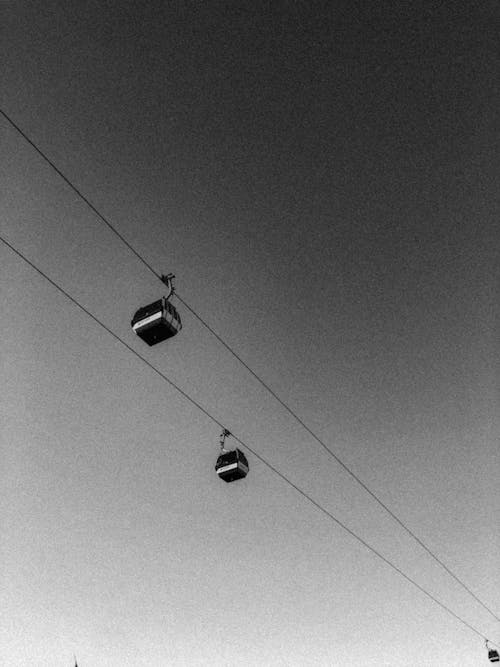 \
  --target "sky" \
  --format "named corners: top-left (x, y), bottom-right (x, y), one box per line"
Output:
top-left (1, 1), bottom-right (499, 665)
